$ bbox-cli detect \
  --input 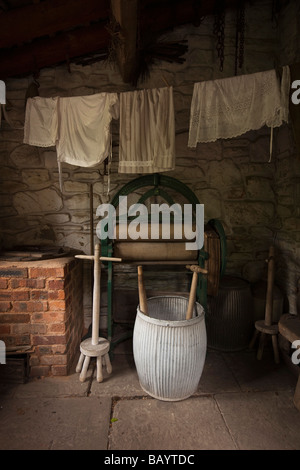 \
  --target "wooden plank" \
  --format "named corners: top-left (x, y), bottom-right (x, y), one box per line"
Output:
top-left (0, 0), bottom-right (110, 48)
top-left (278, 313), bottom-right (300, 412)
top-left (278, 313), bottom-right (300, 344)
top-left (0, 22), bottom-right (110, 79)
